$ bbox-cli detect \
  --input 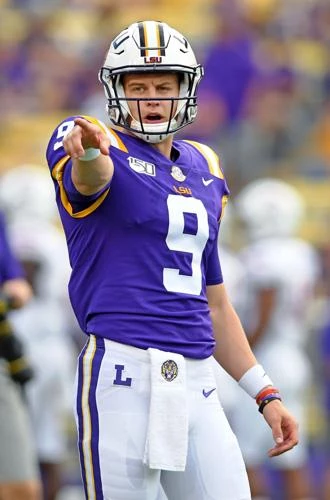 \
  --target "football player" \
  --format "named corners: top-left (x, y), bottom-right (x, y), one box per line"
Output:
top-left (0, 164), bottom-right (79, 500)
top-left (0, 164), bottom-right (58, 226)
top-left (46, 21), bottom-right (298, 500)
top-left (234, 178), bottom-right (320, 499)
top-left (0, 210), bottom-right (41, 500)
top-left (7, 218), bottom-right (78, 500)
